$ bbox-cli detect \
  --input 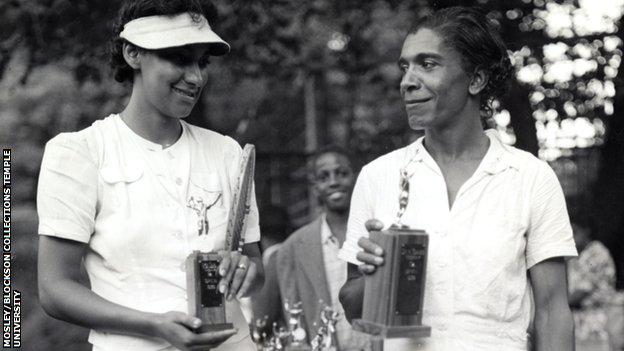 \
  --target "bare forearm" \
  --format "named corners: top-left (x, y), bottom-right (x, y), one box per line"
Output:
top-left (533, 304), bottom-right (575, 351)
top-left (40, 277), bottom-right (157, 338)
top-left (339, 275), bottom-right (365, 322)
